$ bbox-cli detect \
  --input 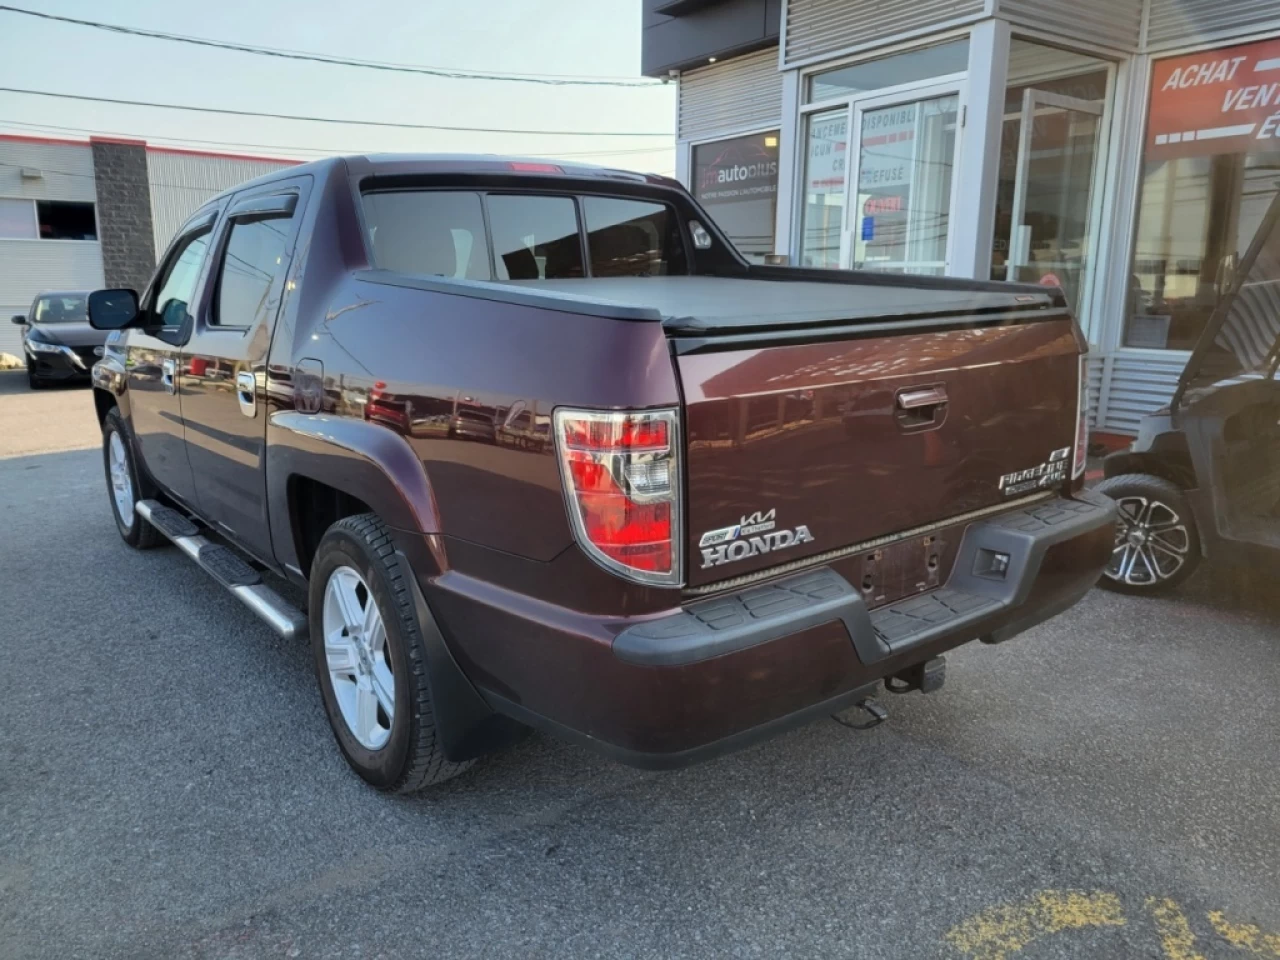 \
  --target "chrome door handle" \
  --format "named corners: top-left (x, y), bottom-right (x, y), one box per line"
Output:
top-left (236, 371), bottom-right (257, 418)
top-left (161, 359), bottom-right (176, 395)
top-left (897, 386), bottom-right (948, 410)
